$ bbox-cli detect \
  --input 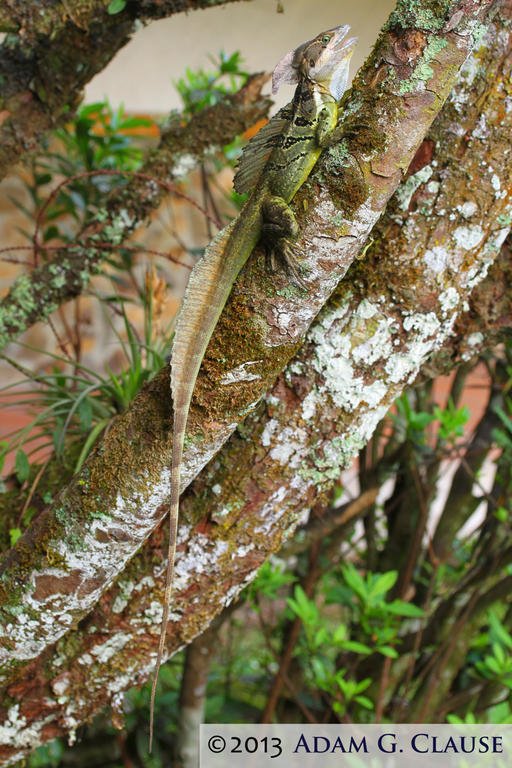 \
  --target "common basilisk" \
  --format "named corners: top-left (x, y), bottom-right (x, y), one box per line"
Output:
top-left (149, 25), bottom-right (357, 747)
